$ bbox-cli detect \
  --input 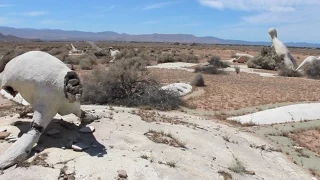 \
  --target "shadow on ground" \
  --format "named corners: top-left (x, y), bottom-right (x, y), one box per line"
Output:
top-left (14, 117), bottom-right (107, 158)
